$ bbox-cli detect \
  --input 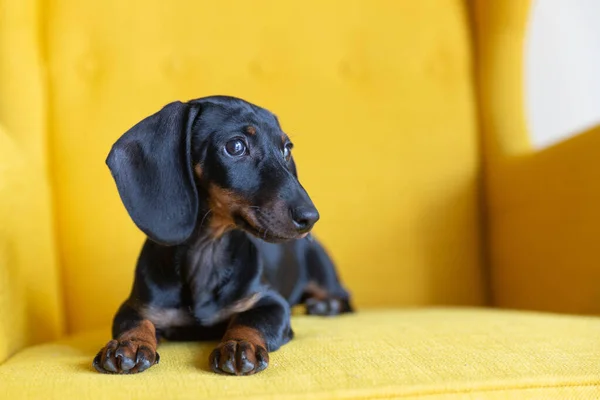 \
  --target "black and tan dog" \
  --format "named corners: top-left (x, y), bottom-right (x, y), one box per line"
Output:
top-left (93, 96), bottom-right (352, 376)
